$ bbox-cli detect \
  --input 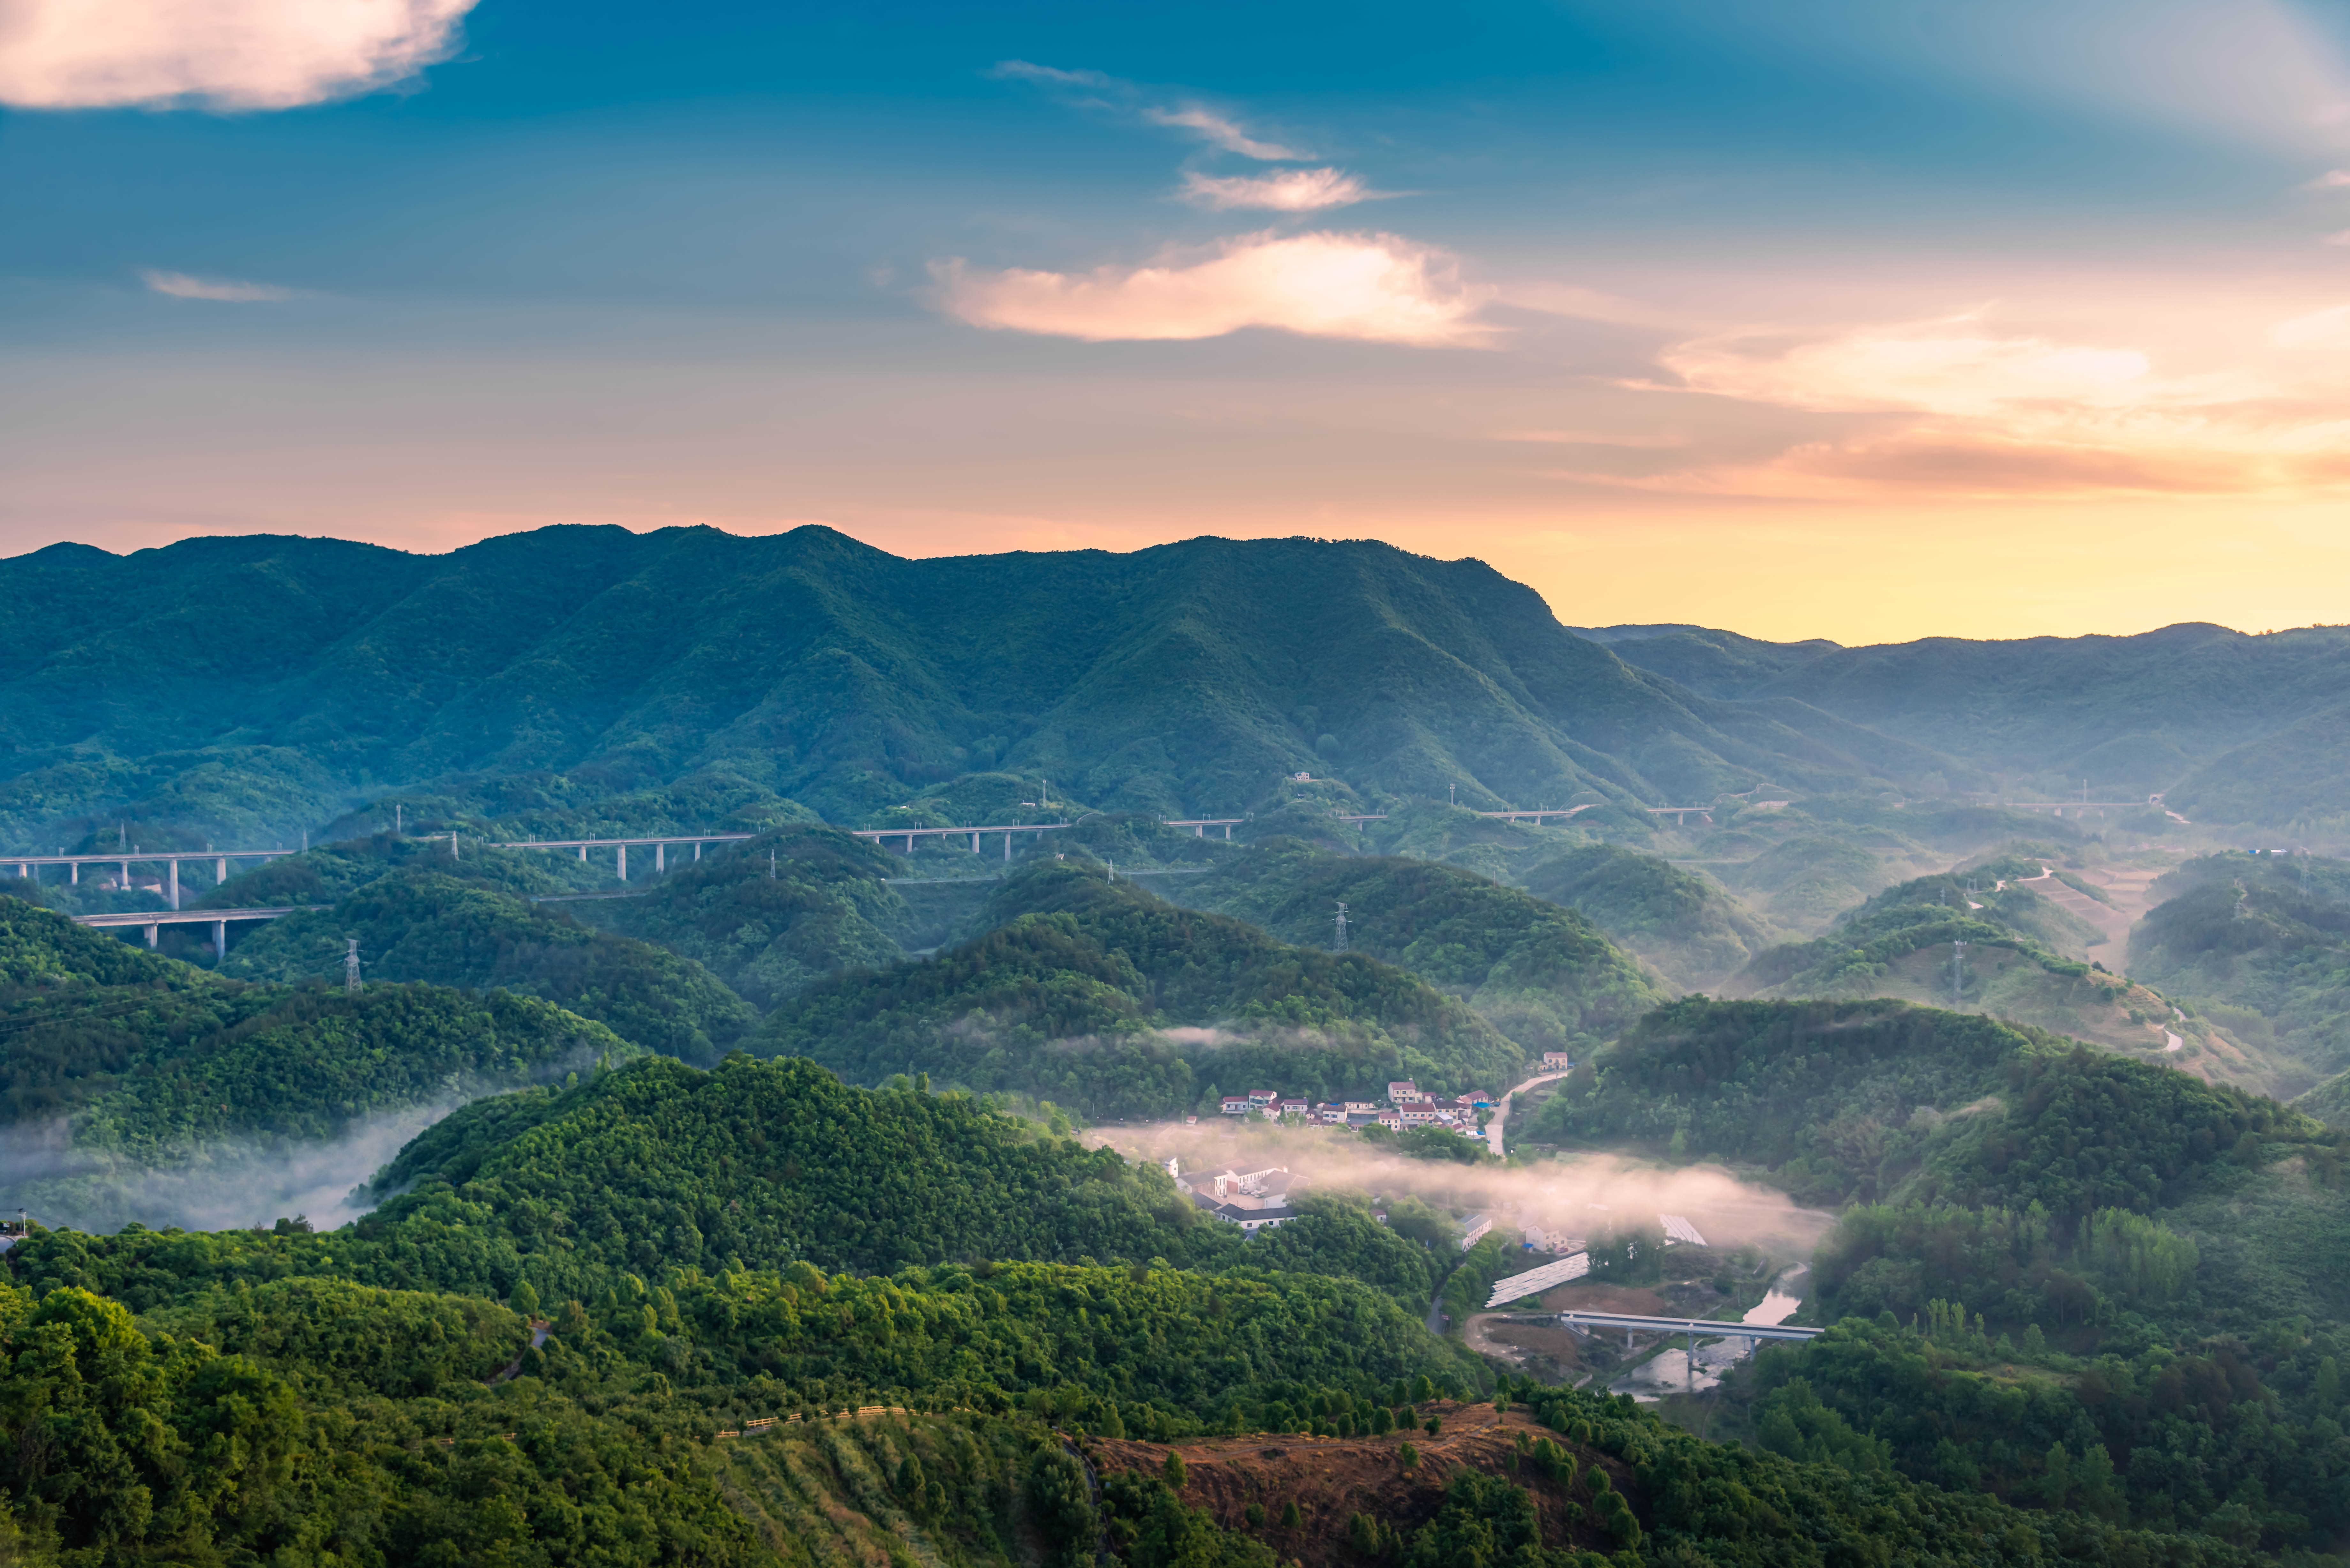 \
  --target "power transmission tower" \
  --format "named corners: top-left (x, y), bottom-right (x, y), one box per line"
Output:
top-left (344, 939), bottom-right (363, 995)
top-left (1333, 901), bottom-right (1349, 951)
